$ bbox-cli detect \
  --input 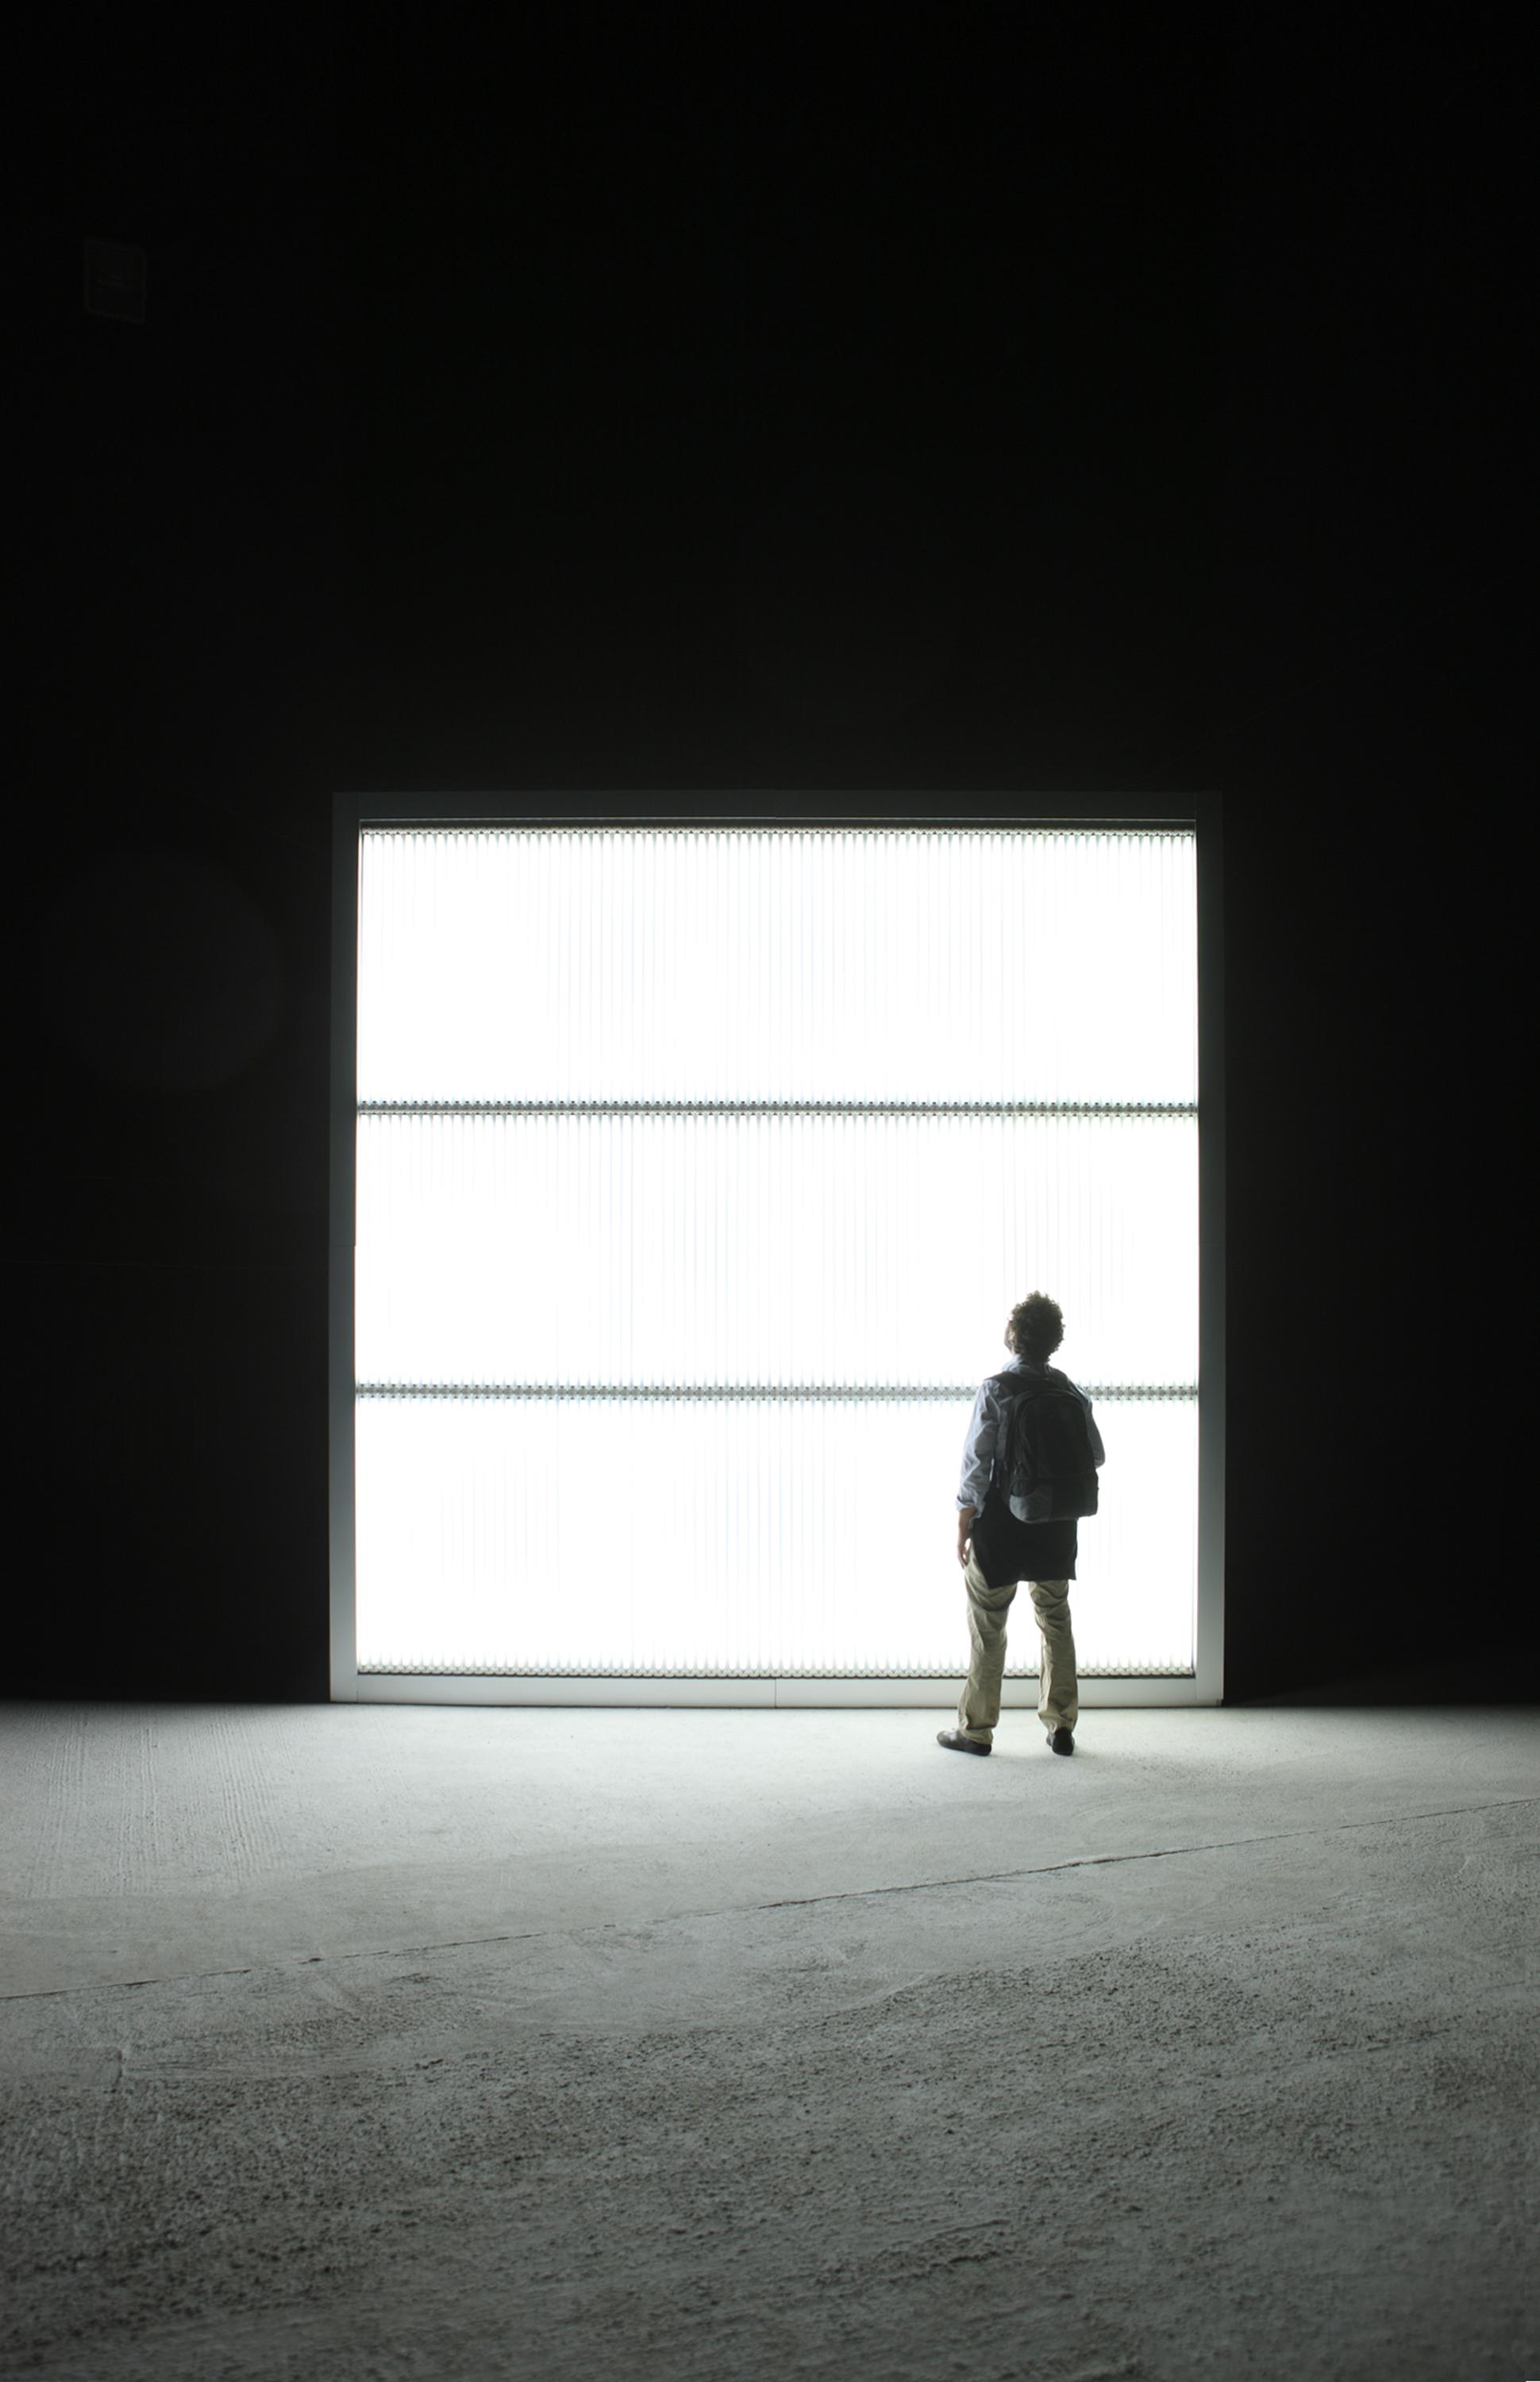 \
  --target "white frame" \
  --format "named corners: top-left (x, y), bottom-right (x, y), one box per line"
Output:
top-left (329, 799), bottom-right (1225, 1707)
